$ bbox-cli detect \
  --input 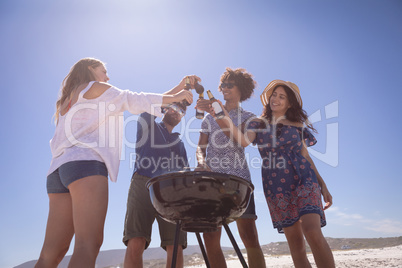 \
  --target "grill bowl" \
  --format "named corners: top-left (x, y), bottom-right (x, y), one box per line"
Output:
top-left (146, 171), bottom-right (254, 232)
